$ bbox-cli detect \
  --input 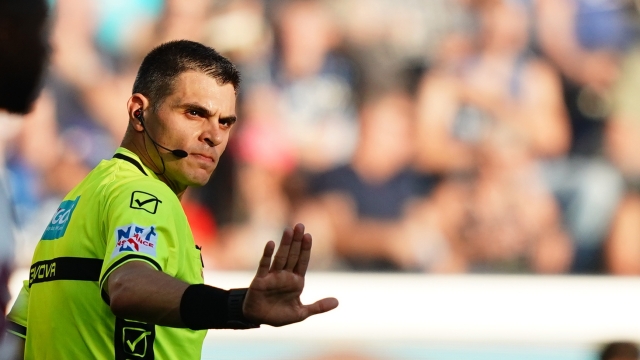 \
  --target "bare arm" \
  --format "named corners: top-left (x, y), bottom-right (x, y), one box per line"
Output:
top-left (535, 0), bottom-right (583, 81)
top-left (106, 261), bottom-right (189, 327)
top-left (536, 0), bottom-right (619, 91)
top-left (320, 193), bottom-right (420, 269)
top-left (415, 72), bottom-right (476, 173)
top-left (606, 195), bottom-right (640, 274)
top-left (106, 223), bottom-right (338, 329)
top-left (517, 61), bottom-right (571, 157)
